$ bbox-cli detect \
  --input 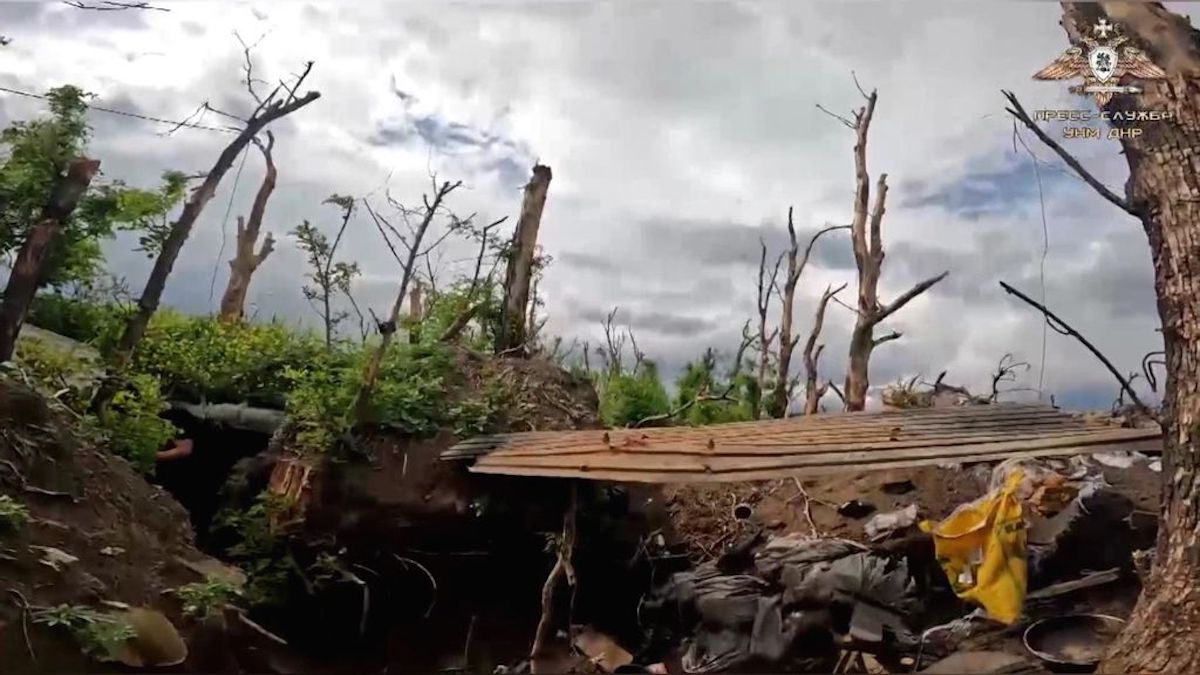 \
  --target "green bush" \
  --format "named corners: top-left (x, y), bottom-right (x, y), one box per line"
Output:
top-left (598, 362), bottom-right (671, 427)
top-left (31, 604), bottom-right (135, 662)
top-left (0, 495), bottom-right (30, 532)
top-left (95, 373), bottom-right (177, 472)
top-left (172, 576), bottom-right (242, 620)
top-left (284, 343), bottom-right (456, 455)
top-left (129, 310), bottom-right (324, 405)
top-left (26, 293), bottom-right (127, 346)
